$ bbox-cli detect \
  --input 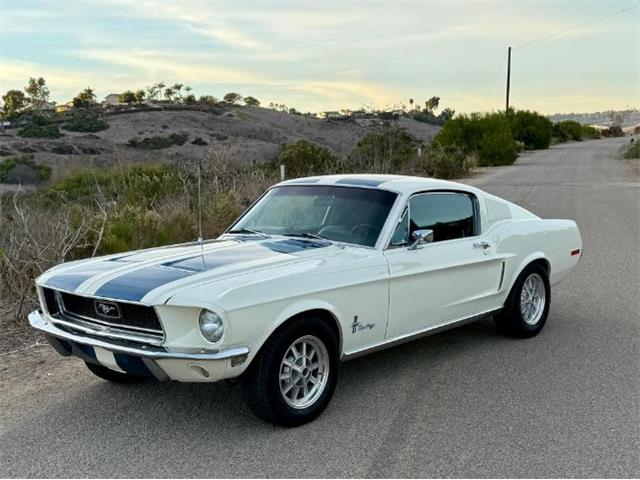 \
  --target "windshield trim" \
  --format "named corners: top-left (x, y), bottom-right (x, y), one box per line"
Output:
top-left (224, 184), bottom-right (400, 250)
